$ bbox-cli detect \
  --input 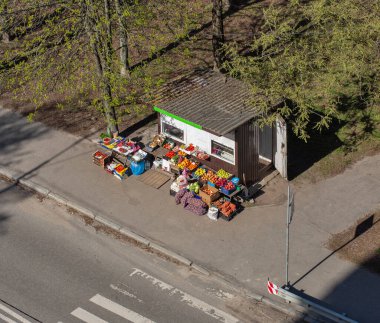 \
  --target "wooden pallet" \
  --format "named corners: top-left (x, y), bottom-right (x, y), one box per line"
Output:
top-left (137, 169), bottom-right (171, 189)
